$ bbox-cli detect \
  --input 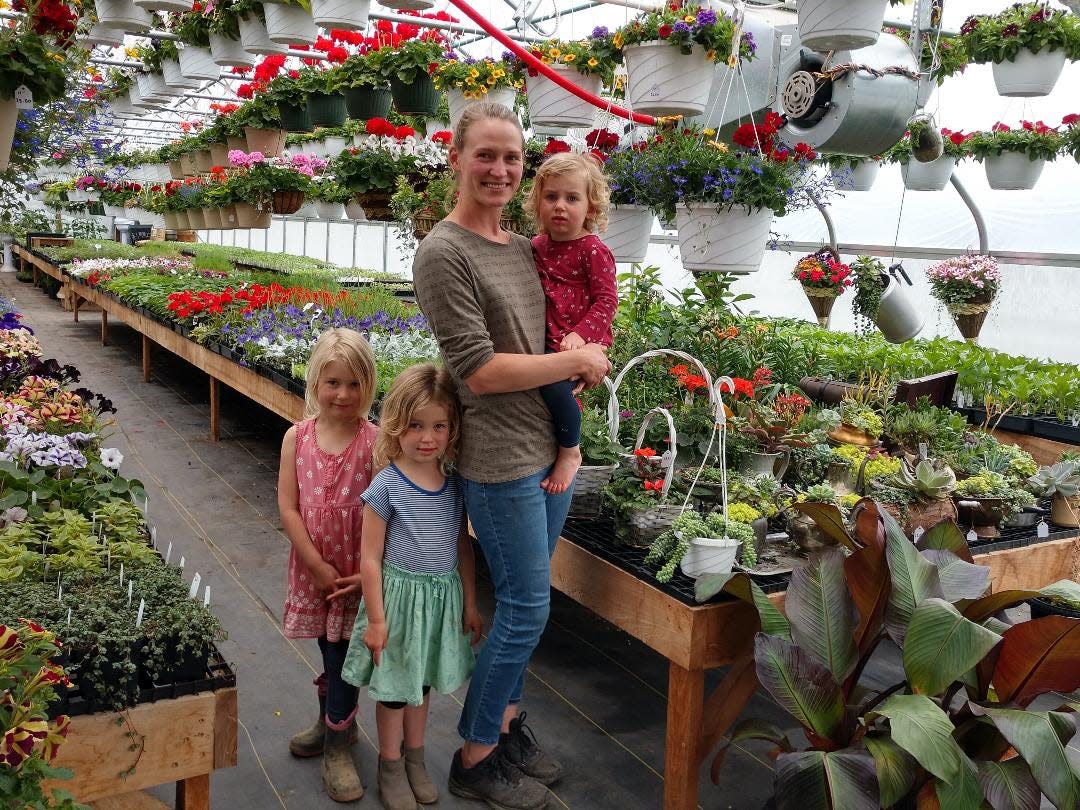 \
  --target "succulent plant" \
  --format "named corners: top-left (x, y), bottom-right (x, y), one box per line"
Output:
top-left (1027, 461), bottom-right (1080, 498)
top-left (896, 459), bottom-right (957, 501)
top-left (804, 483), bottom-right (839, 504)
